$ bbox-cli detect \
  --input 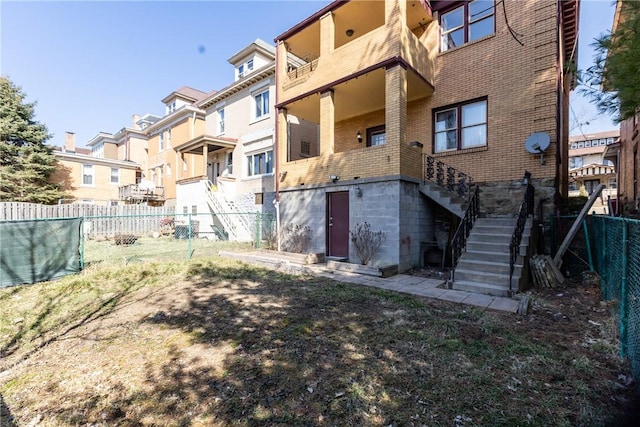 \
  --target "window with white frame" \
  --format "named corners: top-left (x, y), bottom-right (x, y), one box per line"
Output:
top-left (110, 167), bottom-right (119, 184)
top-left (166, 129), bottom-right (171, 148)
top-left (247, 150), bottom-right (273, 176)
top-left (218, 108), bottom-right (225, 134)
top-left (167, 101), bottom-right (177, 114)
top-left (82, 164), bottom-right (94, 185)
top-left (226, 152), bottom-right (233, 174)
top-left (166, 163), bottom-right (171, 177)
top-left (237, 64), bottom-right (245, 79)
top-left (92, 142), bottom-right (104, 158)
top-left (159, 131), bottom-right (165, 151)
top-left (254, 89), bottom-right (269, 119)
top-left (440, 0), bottom-right (495, 52)
top-left (569, 156), bottom-right (583, 169)
top-left (247, 59), bottom-right (254, 72)
top-left (434, 99), bottom-right (487, 152)
top-left (609, 177), bottom-right (617, 189)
